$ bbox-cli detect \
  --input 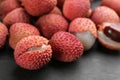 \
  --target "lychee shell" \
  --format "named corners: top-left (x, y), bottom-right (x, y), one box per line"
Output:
top-left (36, 14), bottom-right (68, 39)
top-left (49, 31), bottom-right (84, 62)
top-left (9, 23), bottom-right (40, 49)
top-left (14, 35), bottom-right (52, 70)
top-left (0, 22), bottom-right (8, 48)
